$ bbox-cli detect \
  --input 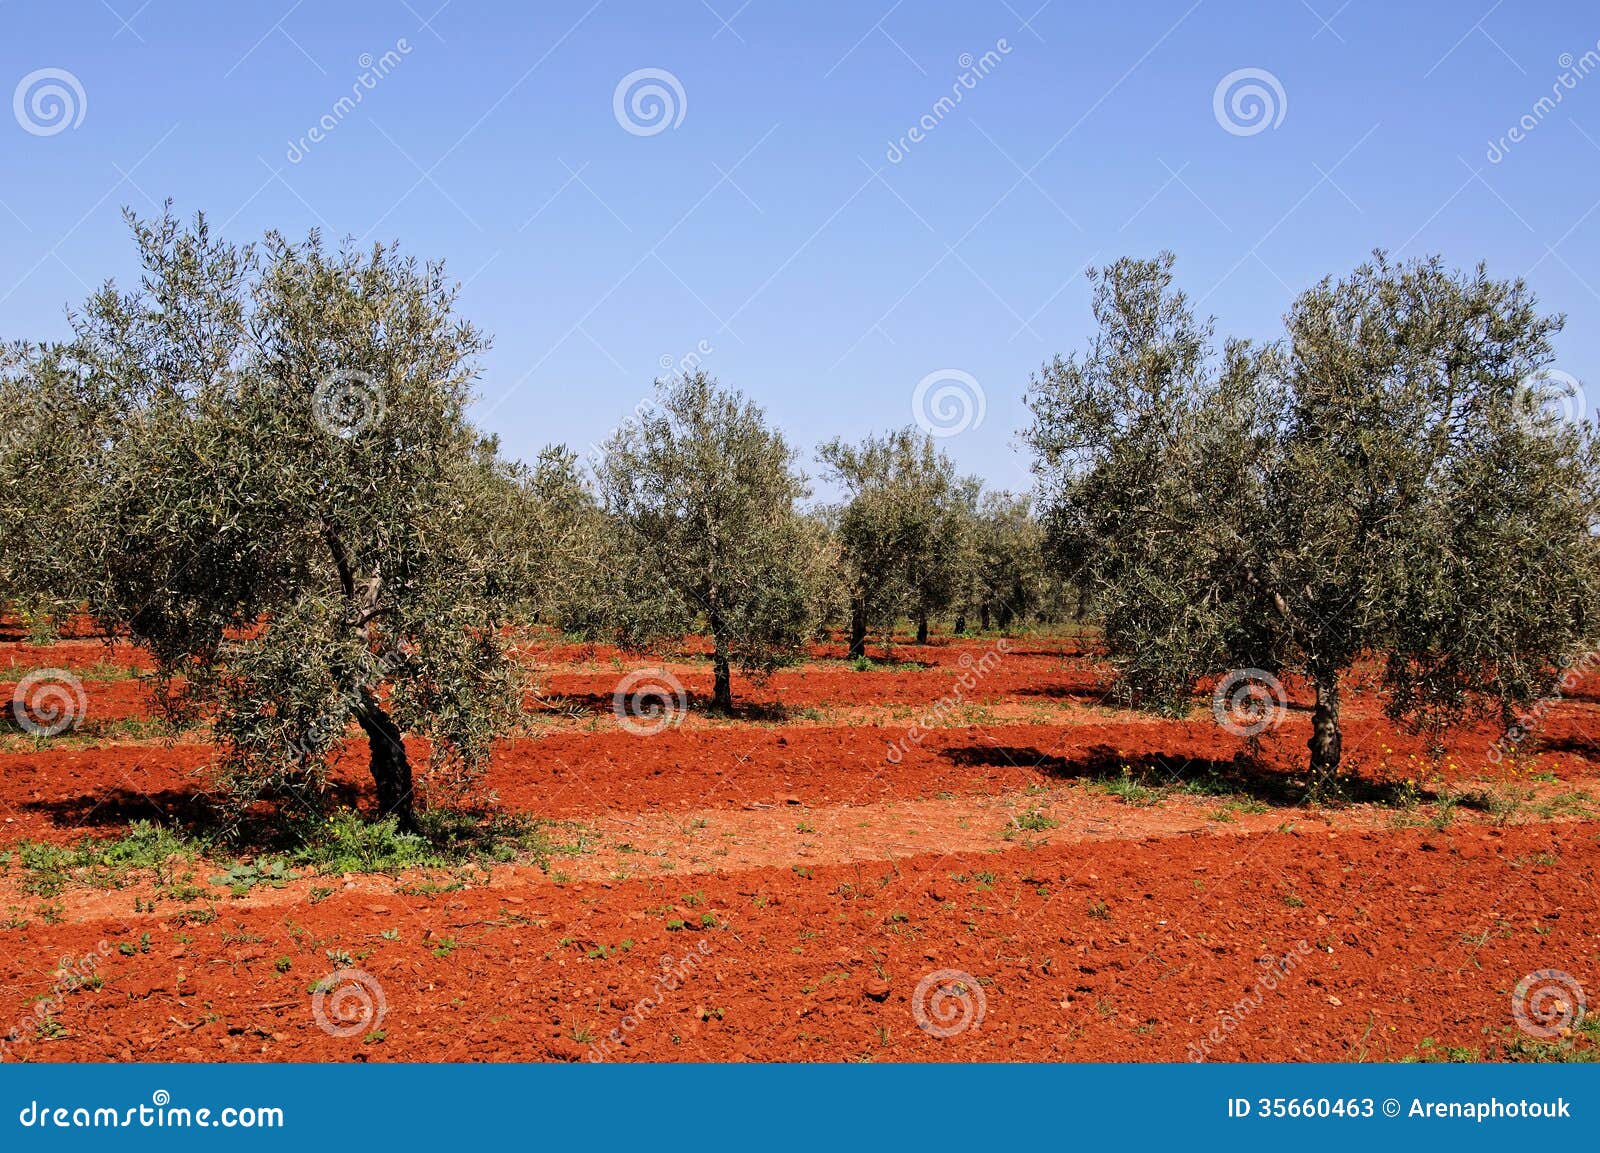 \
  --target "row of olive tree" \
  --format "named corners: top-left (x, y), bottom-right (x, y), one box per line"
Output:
top-left (1025, 251), bottom-right (1600, 793)
top-left (502, 379), bottom-right (1059, 702)
top-left (0, 201), bottom-right (1048, 835)
top-left (4, 212), bottom-right (1593, 824)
